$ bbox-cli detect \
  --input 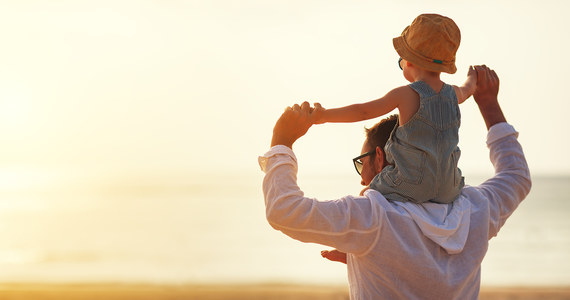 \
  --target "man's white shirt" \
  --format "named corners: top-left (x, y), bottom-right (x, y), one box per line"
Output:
top-left (259, 123), bottom-right (531, 299)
